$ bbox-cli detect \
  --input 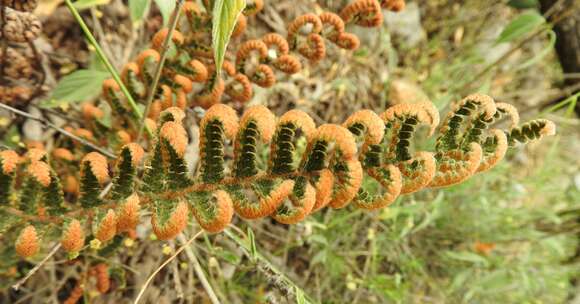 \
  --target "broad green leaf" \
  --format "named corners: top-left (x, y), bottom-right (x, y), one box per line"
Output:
top-left (497, 11), bottom-right (545, 44)
top-left (73, 0), bottom-right (111, 10)
top-left (42, 70), bottom-right (110, 108)
top-left (129, 0), bottom-right (151, 23)
top-left (153, 0), bottom-right (175, 25)
top-left (211, 0), bottom-right (246, 77)
top-left (507, 0), bottom-right (538, 9)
